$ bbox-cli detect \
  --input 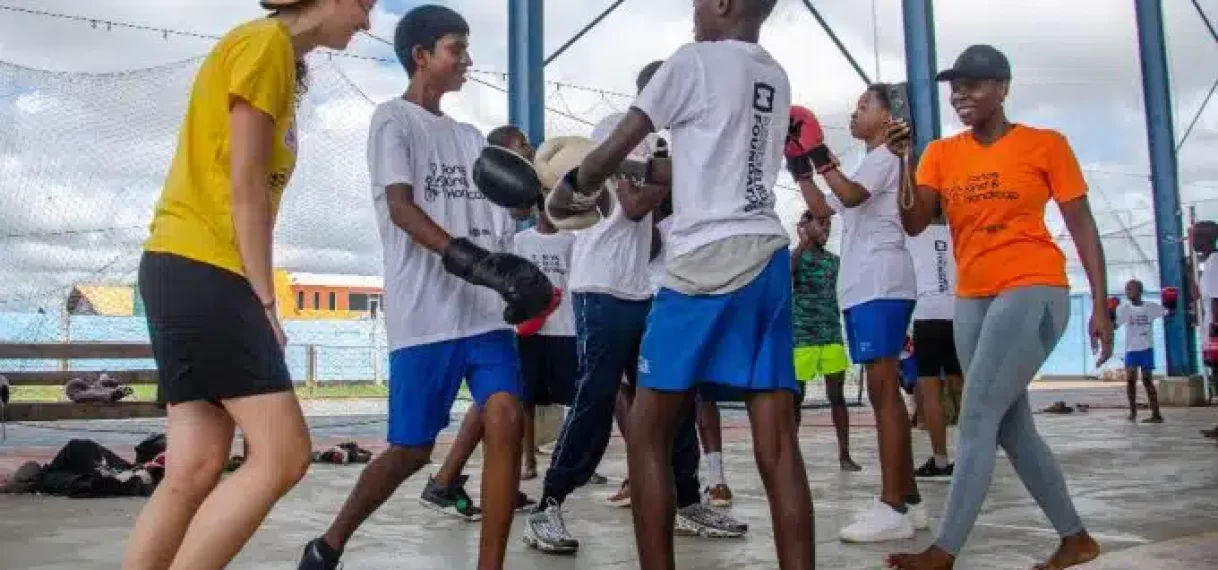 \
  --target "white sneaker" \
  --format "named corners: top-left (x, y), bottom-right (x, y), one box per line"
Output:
top-left (908, 502), bottom-right (929, 530)
top-left (840, 500), bottom-right (915, 543)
